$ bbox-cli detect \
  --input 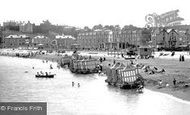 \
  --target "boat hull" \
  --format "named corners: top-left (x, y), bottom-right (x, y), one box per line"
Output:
top-left (35, 75), bottom-right (54, 78)
top-left (69, 68), bottom-right (99, 74)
